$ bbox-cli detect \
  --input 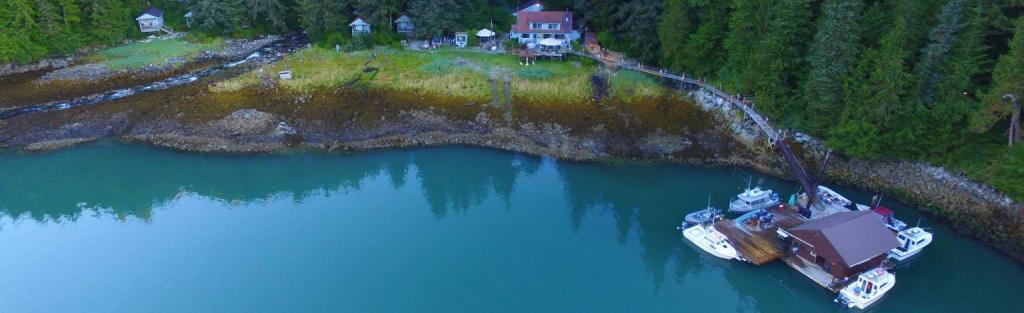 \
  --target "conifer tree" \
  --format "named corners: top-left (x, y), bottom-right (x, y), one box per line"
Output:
top-left (916, 0), bottom-right (965, 106)
top-left (657, 0), bottom-right (693, 72)
top-left (925, 2), bottom-right (989, 153)
top-left (978, 17), bottom-right (1024, 140)
top-left (678, 1), bottom-right (729, 78)
top-left (719, 0), bottom-right (775, 93)
top-left (800, 0), bottom-right (864, 131)
top-left (298, 0), bottom-right (350, 38)
top-left (408, 0), bottom-right (461, 38)
top-left (750, 0), bottom-right (815, 120)
top-left (613, 0), bottom-right (662, 64)
top-left (830, 18), bottom-right (912, 157)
